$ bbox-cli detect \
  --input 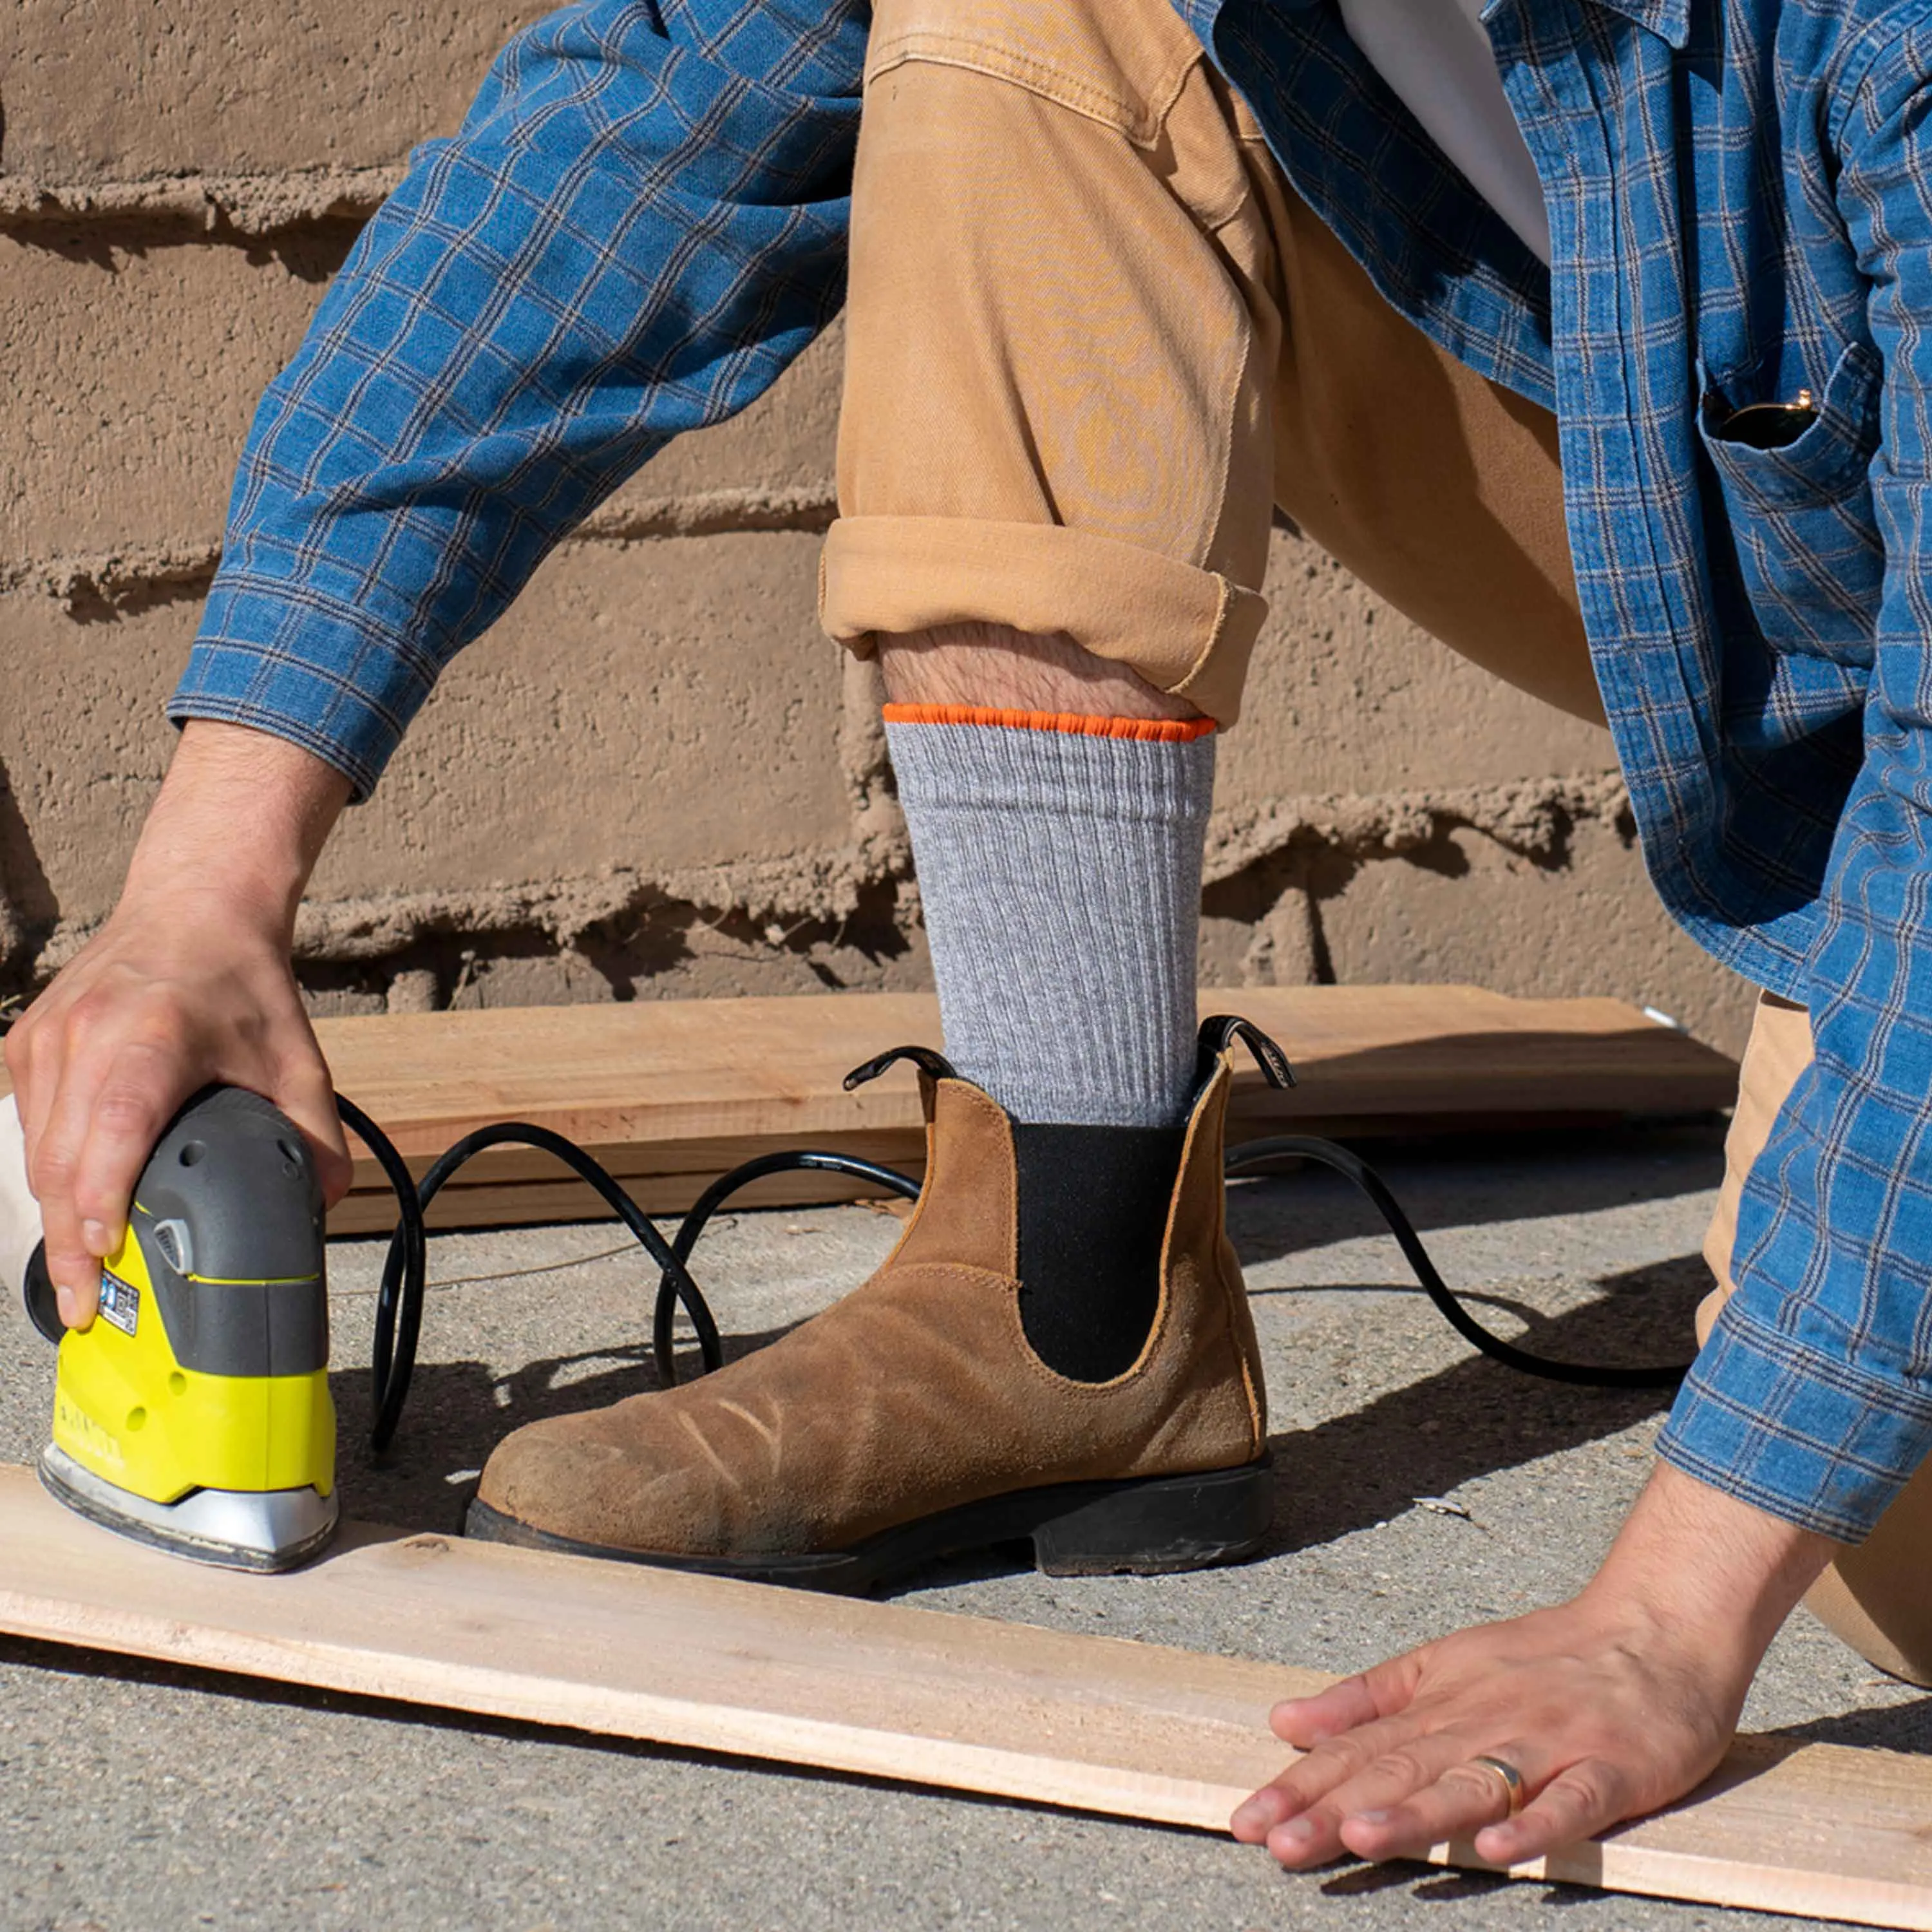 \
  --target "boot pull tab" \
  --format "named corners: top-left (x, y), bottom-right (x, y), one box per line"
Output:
top-left (1197, 1015), bottom-right (1297, 1090)
top-left (844, 1044), bottom-right (960, 1092)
